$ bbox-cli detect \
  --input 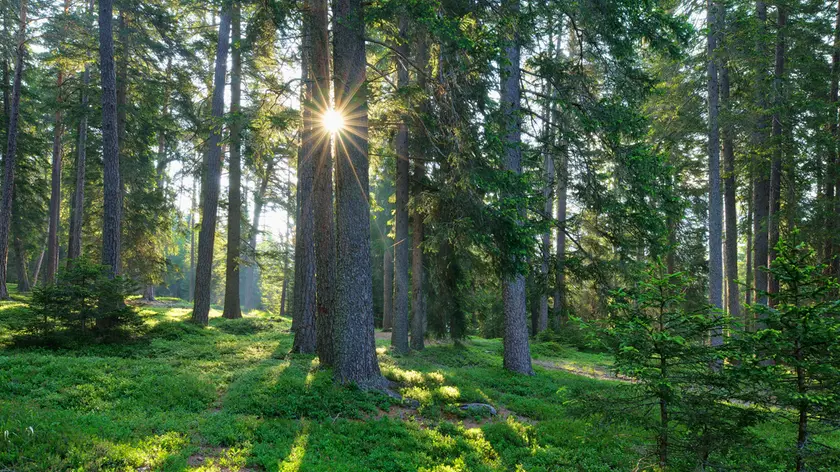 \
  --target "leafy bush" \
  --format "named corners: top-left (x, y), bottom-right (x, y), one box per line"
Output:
top-left (24, 258), bottom-right (140, 340)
